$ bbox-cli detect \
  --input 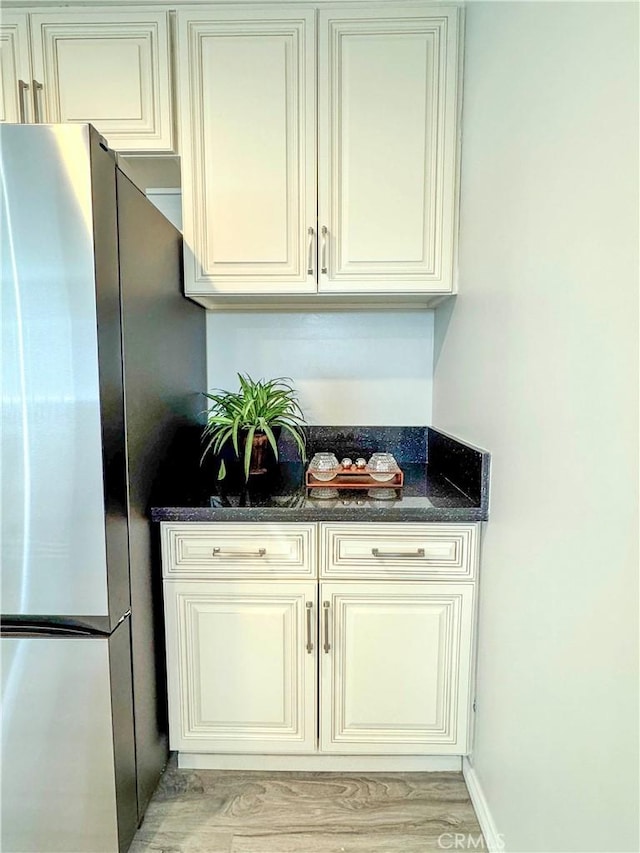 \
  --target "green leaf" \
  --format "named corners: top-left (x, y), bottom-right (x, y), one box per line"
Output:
top-left (217, 458), bottom-right (227, 481)
top-left (262, 422), bottom-right (279, 460)
top-left (282, 424), bottom-right (307, 462)
top-left (232, 420), bottom-right (240, 456)
top-left (243, 424), bottom-right (256, 480)
top-left (213, 427), bottom-right (233, 455)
